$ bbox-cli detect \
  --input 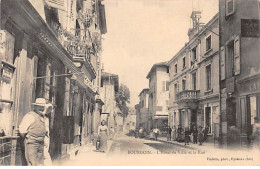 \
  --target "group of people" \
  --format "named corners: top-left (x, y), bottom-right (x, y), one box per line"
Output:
top-left (134, 127), bottom-right (146, 138)
top-left (166, 124), bottom-right (210, 146)
top-left (18, 97), bottom-right (110, 166)
top-left (134, 127), bottom-right (160, 141)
